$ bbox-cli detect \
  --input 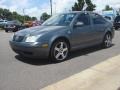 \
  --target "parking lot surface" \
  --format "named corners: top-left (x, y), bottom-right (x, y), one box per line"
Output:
top-left (0, 30), bottom-right (120, 90)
